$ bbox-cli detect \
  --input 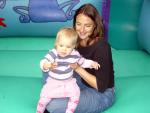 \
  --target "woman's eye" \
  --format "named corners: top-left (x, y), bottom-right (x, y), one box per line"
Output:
top-left (76, 23), bottom-right (81, 26)
top-left (86, 25), bottom-right (92, 27)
